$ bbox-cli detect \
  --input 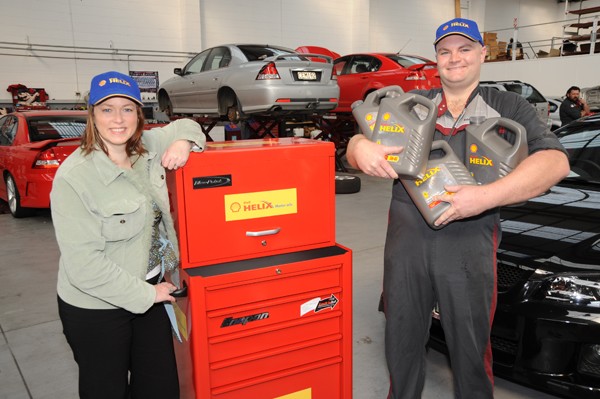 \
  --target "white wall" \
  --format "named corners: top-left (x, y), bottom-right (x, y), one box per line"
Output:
top-left (481, 53), bottom-right (600, 98)
top-left (0, 0), bottom-right (598, 104)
